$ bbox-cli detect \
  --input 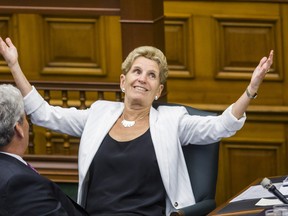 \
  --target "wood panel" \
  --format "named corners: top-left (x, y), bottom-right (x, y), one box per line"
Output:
top-left (164, 0), bottom-right (288, 207)
top-left (282, 4), bottom-right (288, 105)
top-left (164, 1), bottom-right (282, 105)
top-left (119, 0), bottom-right (165, 58)
top-left (0, 0), bottom-right (121, 16)
top-left (0, 15), bottom-right (15, 74)
top-left (165, 13), bottom-right (194, 78)
top-left (0, 14), bottom-right (122, 82)
top-left (213, 14), bottom-right (281, 81)
top-left (42, 17), bottom-right (107, 76)
top-left (215, 121), bottom-right (287, 204)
